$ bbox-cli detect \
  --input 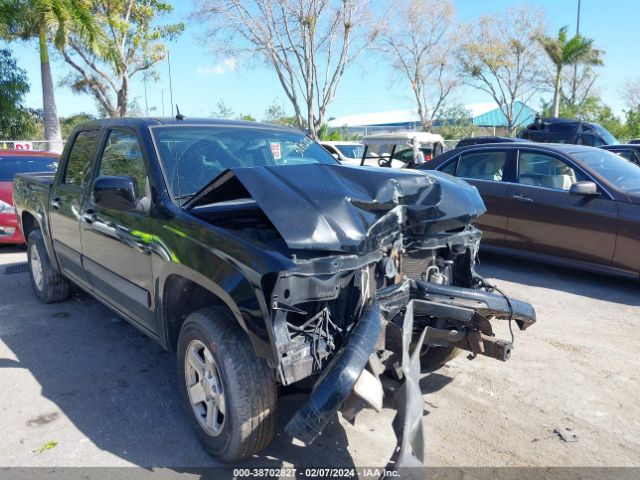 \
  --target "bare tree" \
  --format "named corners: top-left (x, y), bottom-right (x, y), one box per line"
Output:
top-left (458, 4), bottom-right (545, 134)
top-left (194, 0), bottom-right (377, 138)
top-left (621, 77), bottom-right (640, 110)
top-left (376, 0), bottom-right (458, 132)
